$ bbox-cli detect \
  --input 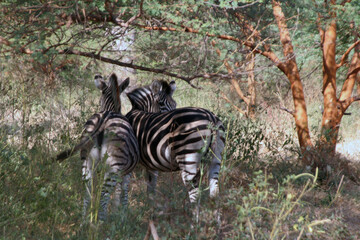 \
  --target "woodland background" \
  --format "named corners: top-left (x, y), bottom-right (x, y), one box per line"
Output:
top-left (1, 0), bottom-right (360, 239)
